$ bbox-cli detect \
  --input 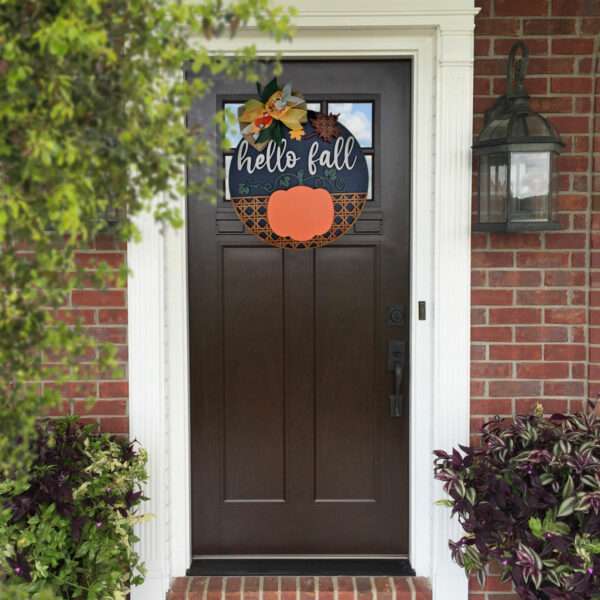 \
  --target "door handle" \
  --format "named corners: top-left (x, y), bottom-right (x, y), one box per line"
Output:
top-left (388, 340), bottom-right (406, 417)
top-left (390, 362), bottom-right (404, 417)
